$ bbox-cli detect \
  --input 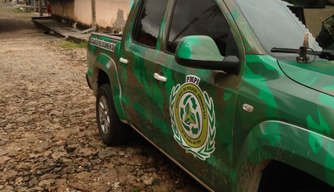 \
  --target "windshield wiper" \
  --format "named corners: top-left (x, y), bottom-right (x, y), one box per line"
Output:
top-left (271, 47), bottom-right (334, 61)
